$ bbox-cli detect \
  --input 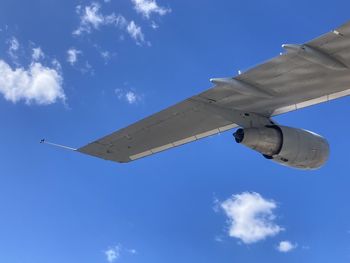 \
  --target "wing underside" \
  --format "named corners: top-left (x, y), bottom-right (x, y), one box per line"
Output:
top-left (79, 21), bottom-right (350, 163)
